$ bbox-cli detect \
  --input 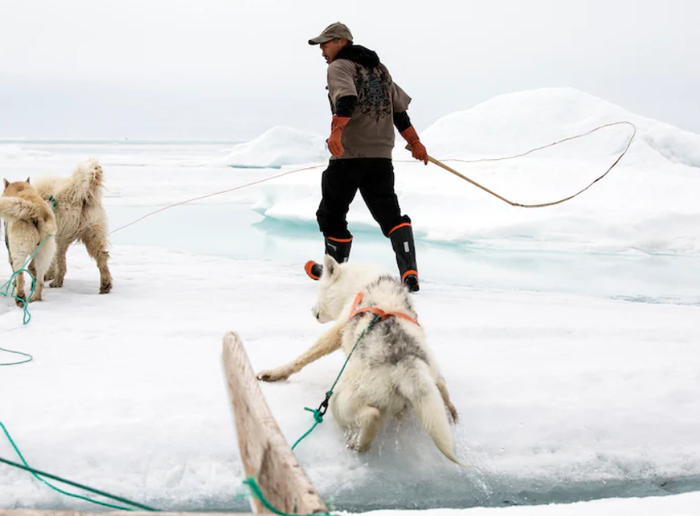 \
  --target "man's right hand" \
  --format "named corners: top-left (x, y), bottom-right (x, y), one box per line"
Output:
top-left (328, 115), bottom-right (350, 157)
